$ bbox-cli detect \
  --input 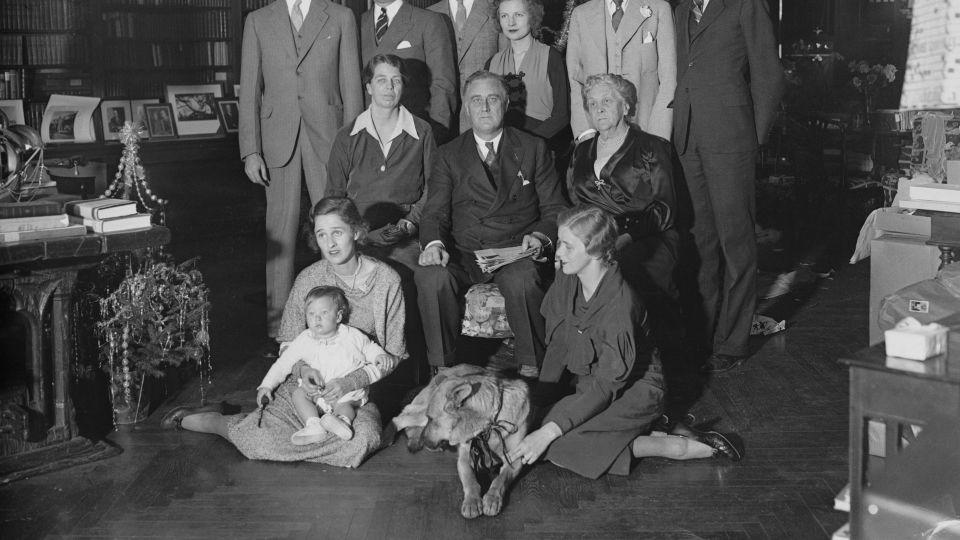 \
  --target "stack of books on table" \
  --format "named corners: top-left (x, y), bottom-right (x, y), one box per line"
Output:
top-left (65, 198), bottom-right (152, 233)
top-left (0, 198), bottom-right (85, 243)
